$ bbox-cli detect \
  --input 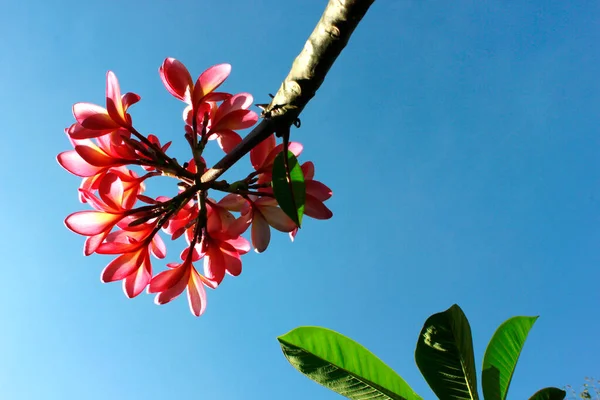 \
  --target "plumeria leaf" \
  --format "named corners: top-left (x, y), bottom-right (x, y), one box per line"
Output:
top-left (272, 150), bottom-right (305, 227)
top-left (528, 387), bottom-right (566, 400)
top-left (278, 326), bottom-right (422, 400)
top-left (482, 316), bottom-right (538, 400)
top-left (415, 304), bottom-right (479, 400)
